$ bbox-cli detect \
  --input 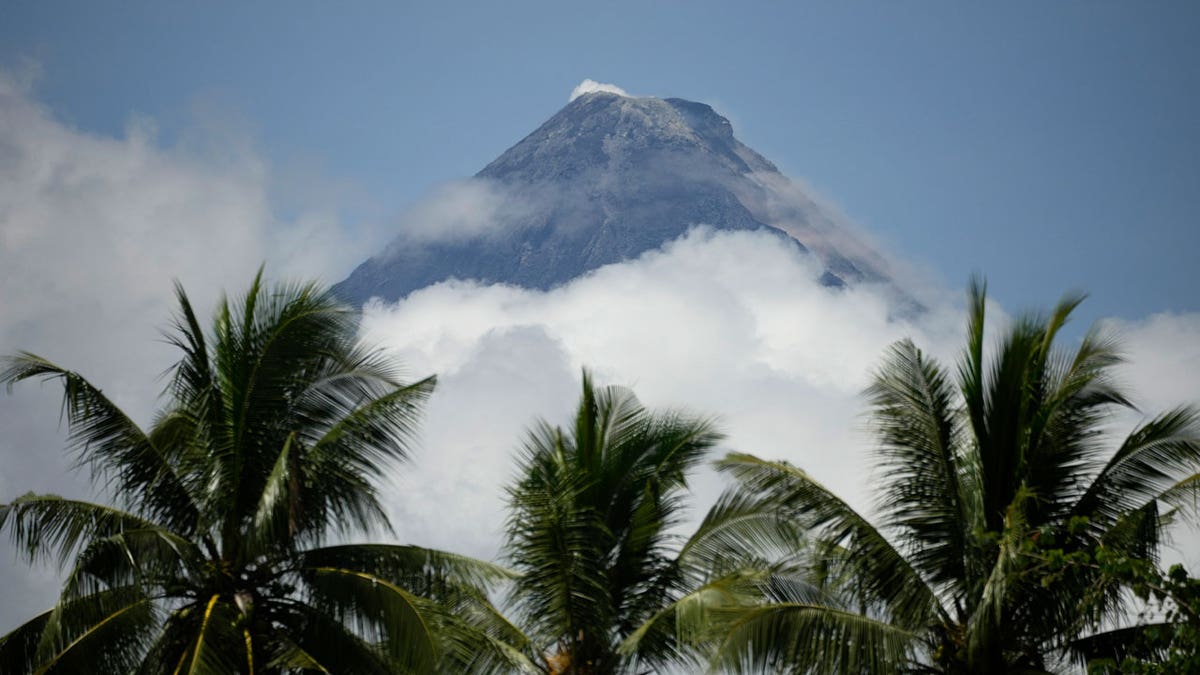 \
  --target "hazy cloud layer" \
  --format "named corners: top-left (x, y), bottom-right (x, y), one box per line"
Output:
top-left (379, 178), bottom-right (537, 248)
top-left (739, 171), bottom-right (900, 281)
